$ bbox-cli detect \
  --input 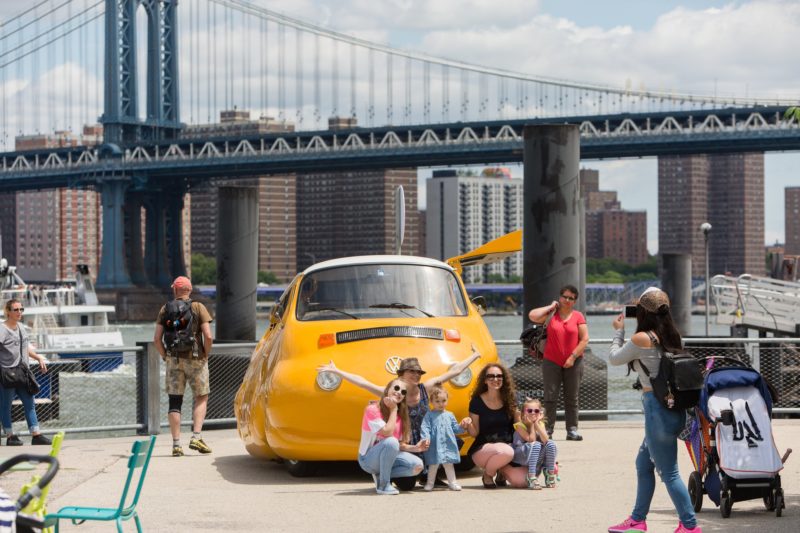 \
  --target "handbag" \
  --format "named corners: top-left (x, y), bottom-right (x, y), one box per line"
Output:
top-left (519, 309), bottom-right (556, 360)
top-left (0, 364), bottom-right (28, 389)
